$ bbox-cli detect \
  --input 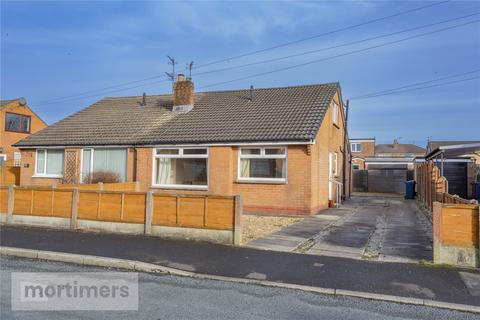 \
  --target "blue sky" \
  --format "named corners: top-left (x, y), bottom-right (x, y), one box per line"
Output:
top-left (1, 1), bottom-right (479, 146)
